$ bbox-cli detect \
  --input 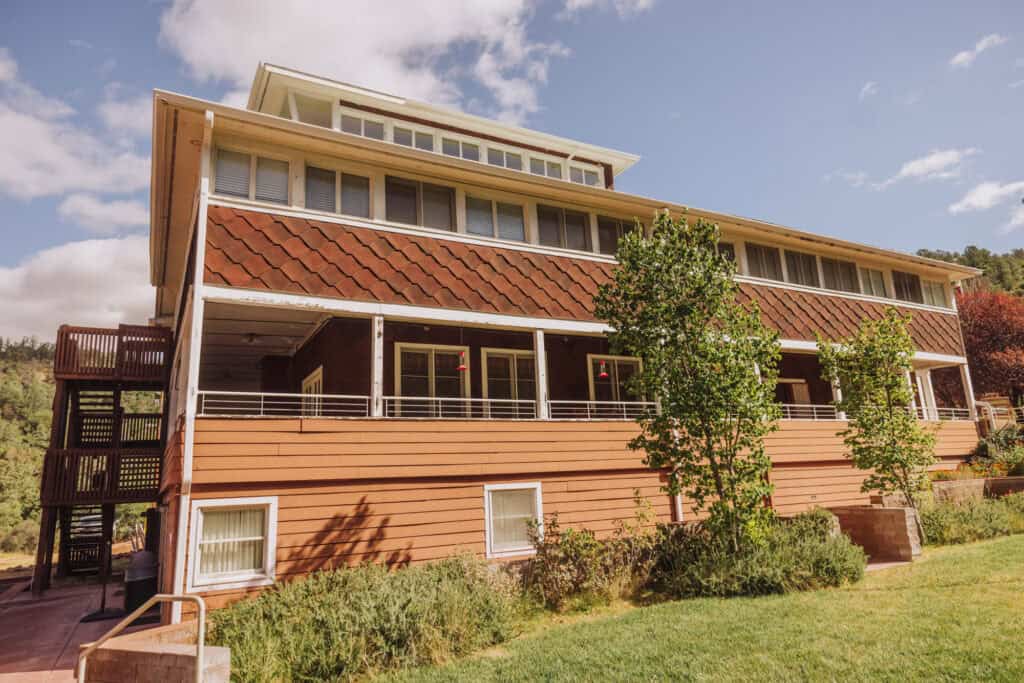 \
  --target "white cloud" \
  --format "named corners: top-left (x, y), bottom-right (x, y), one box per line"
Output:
top-left (561, 0), bottom-right (656, 19)
top-left (1009, 79), bottom-right (1024, 89)
top-left (1002, 205), bottom-right (1024, 234)
top-left (158, 0), bottom-right (583, 124)
top-left (873, 148), bottom-right (978, 190)
top-left (949, 33), bottom-right (1008, 68)
top-left (948, 180), bottom-right (1024, 214)
top-left (858, 81), bottom-right (878, 101)
top-left (0, 236), bottom-right (153, 341)
top-left (57, 193), bottom-right (149, 233)
top-left (98, 88), bottom-right (152, 138)
top-left (0, 50), bottom-right (149, 200)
